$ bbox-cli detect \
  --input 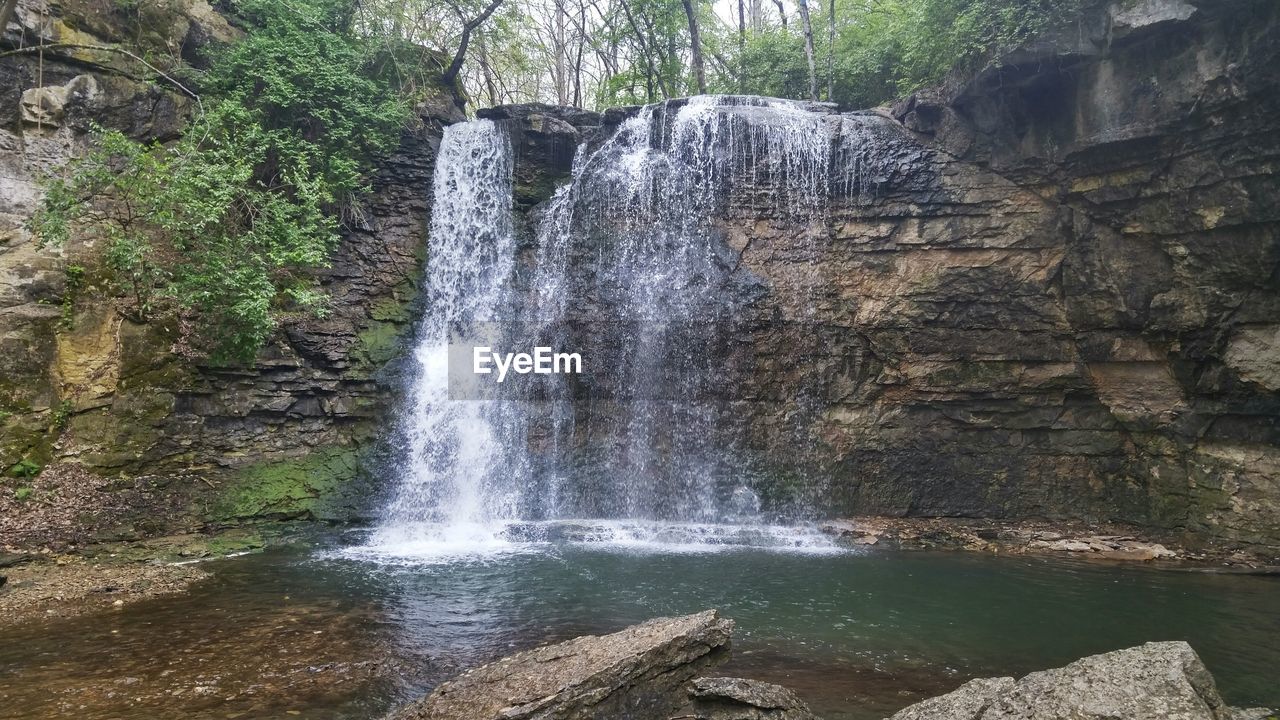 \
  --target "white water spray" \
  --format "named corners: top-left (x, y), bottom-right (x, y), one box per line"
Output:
top-left (363, 97), bottom-right (893, 558)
